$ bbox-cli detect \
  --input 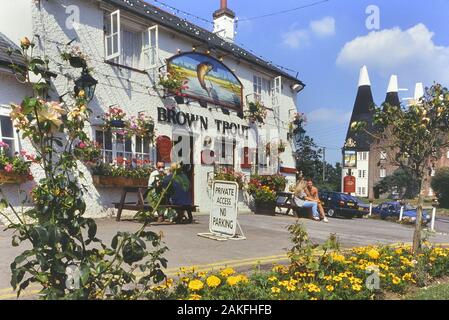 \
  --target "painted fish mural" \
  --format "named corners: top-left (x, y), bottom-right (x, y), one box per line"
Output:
top-left (196, 62), bottom-right (214, 94)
